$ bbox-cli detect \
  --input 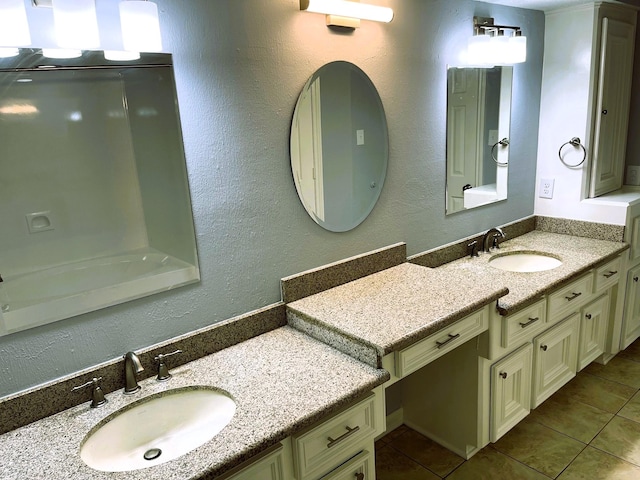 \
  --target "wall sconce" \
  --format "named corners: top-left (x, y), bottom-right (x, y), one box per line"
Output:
top-left (468, 16), bottom-right (527, 66)
top-left (300, 0), bottom-right (393, 29)
top-left (0, 0), bottom-right (32, 57)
